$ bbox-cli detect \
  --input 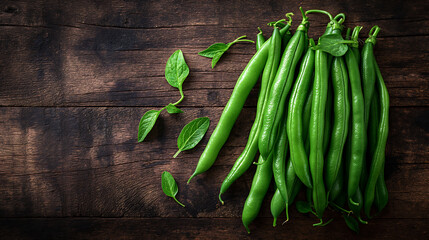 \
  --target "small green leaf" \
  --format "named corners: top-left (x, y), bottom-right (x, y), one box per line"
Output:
top-left (198, 36), bottom-right (253, 68)
top-left (137, 109), bottom-right (161, 142)
top-left (174, 117), bottom-right (210, 158)
top-left (296, 201), bottom-right (312, 213)
top-left (343, 214), bottom-right (359, 233)
top-left (313, 34), bottom-right (349, 57)
top-left (165, 49), bottom-right (189, 88)
top-left (211, 53), bottom-right (223, 69)
top-left (165, 103), bottom-right (184, 114)
top-left (161, 171), bottom-right (185, 207)
top-left (198, 43), bottom-right (229, 58)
